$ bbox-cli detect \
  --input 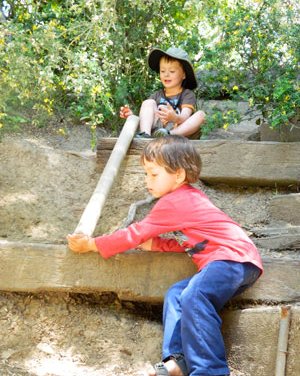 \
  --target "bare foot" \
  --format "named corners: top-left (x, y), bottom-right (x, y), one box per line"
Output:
top-left (147, 359), bottom-right (184, 376)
